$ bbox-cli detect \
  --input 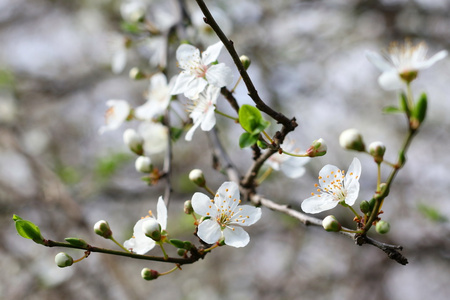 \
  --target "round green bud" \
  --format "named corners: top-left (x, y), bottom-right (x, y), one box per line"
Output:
top-left (142, 218), bottom-right (161, 241)
top-left (376, 220), bottom-right (390, 234)
top-left (189, 169), bottom-right (206, 187)
top-left (339, 129), bottom-right (365, 152)
top-left (322, 215), bottom-right (341, 232)
top-left (360, 200), bottom-right (371, 214)
top-left (55, 252), bottom-right (73, 268)
top-left (369, 141), bottom-right (386, 163)
top-left (141, 268), bottom-right (159, 281)
top-left (184, 200), bottom-right (194, 215)
top-left (177, 248), bottom-right (186, 256)
top-left (94, 220), bottom-right (112, 239)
